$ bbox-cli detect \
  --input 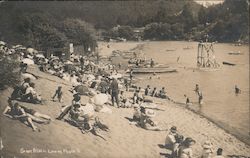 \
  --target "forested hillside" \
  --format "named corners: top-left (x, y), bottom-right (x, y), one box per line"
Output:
top-left (0, 0), bottom-right (248, 50)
